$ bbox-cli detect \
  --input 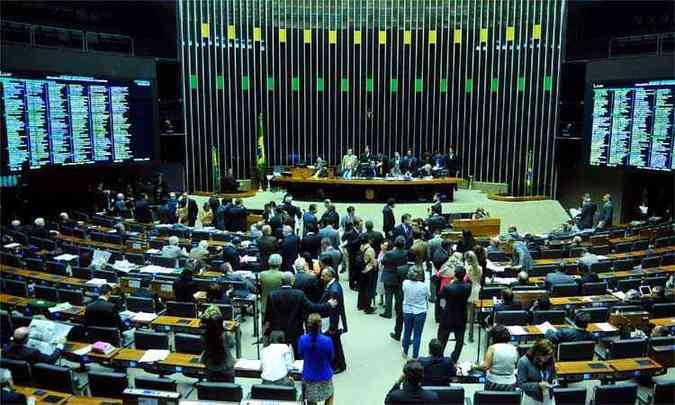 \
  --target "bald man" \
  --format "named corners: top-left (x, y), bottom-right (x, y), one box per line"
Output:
top-left (4, 327), bottom-right (61, 364)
